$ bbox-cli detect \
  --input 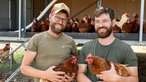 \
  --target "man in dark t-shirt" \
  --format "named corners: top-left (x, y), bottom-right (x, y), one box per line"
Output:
top-left (77, 7), bottom-right (138, 82)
